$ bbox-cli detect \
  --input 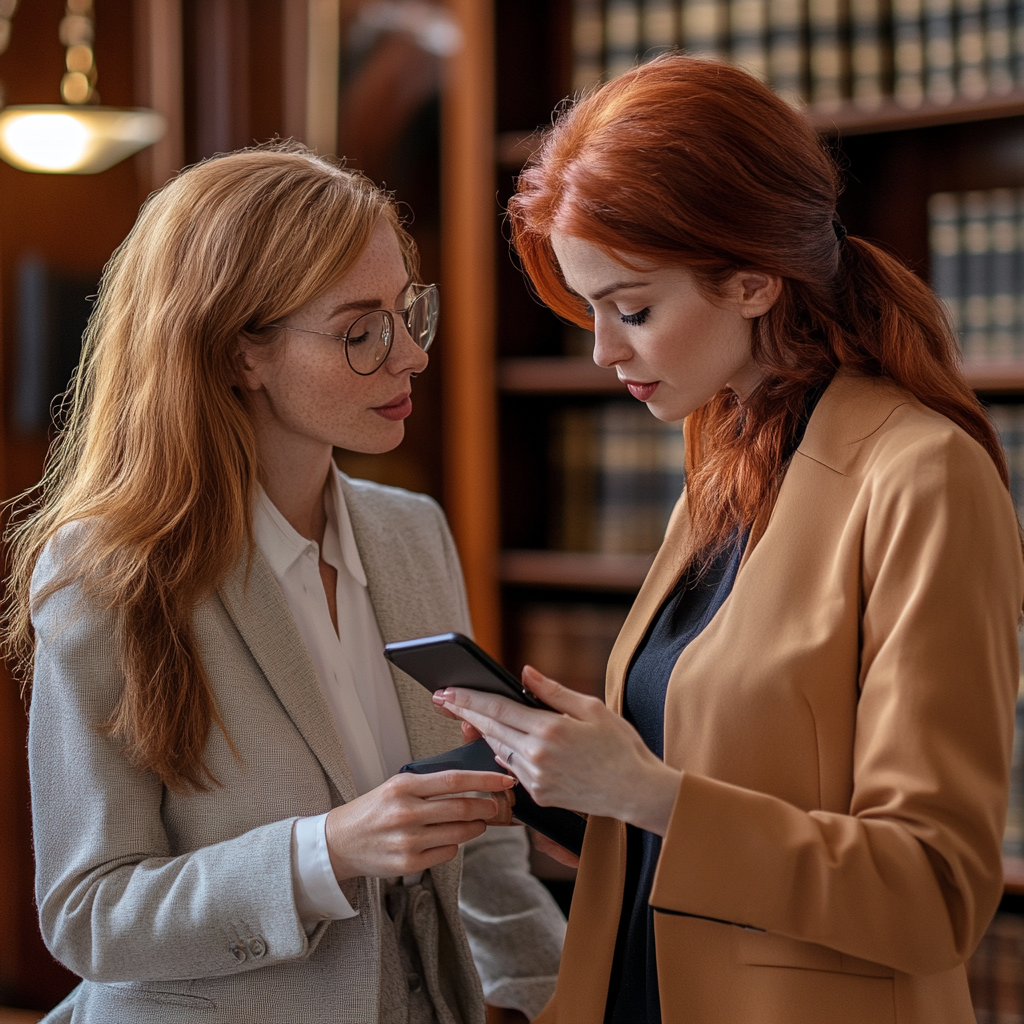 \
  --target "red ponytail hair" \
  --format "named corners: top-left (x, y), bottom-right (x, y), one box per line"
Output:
top-left (508, 56), bottom-right (1008, 559)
